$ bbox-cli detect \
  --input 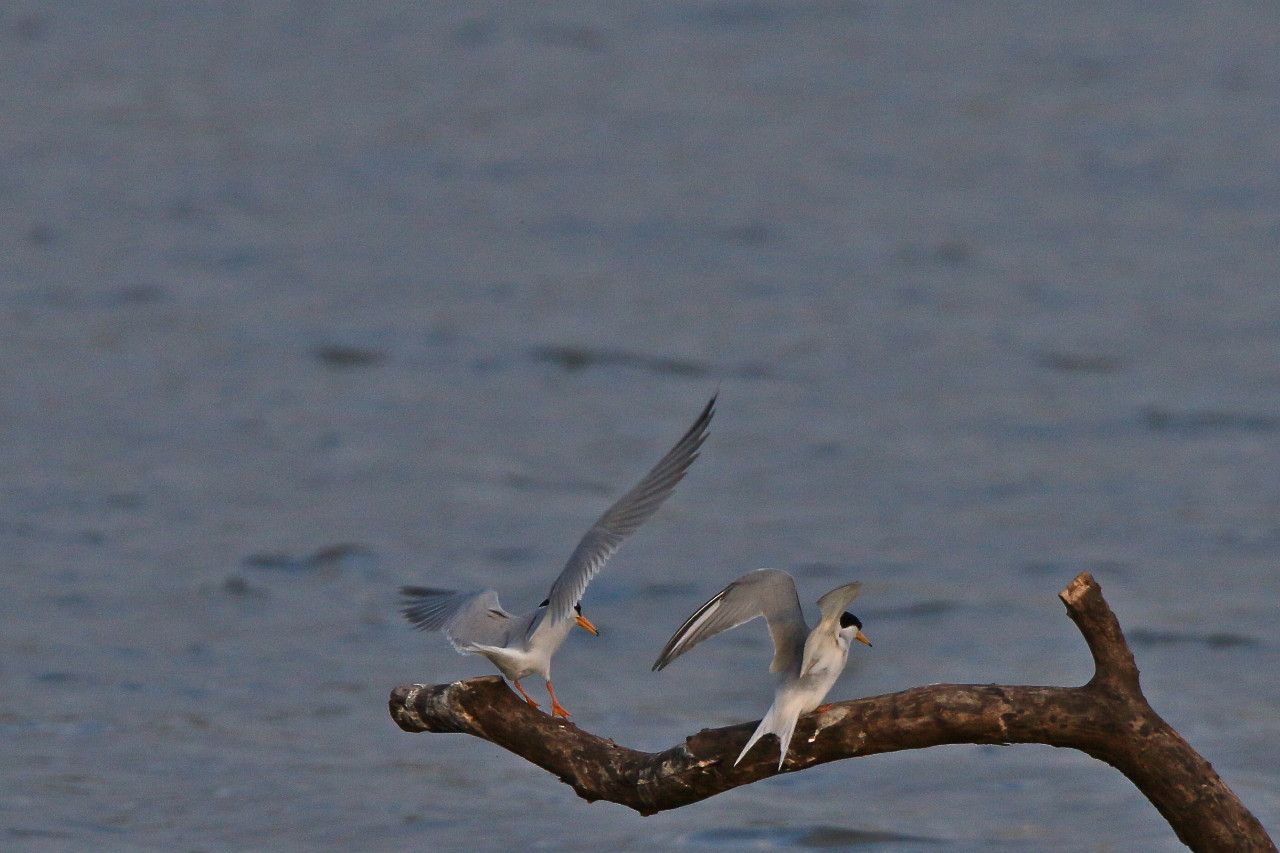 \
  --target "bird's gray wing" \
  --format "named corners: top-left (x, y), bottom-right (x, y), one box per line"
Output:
top-left (652, 568), bottom-right (808, 674)
top-left (399, 586), bottom-right (516, 651)
top-left (814, 582), bottom-right (862, 625)
top-left (535, 394), bottom-right (715, 635)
